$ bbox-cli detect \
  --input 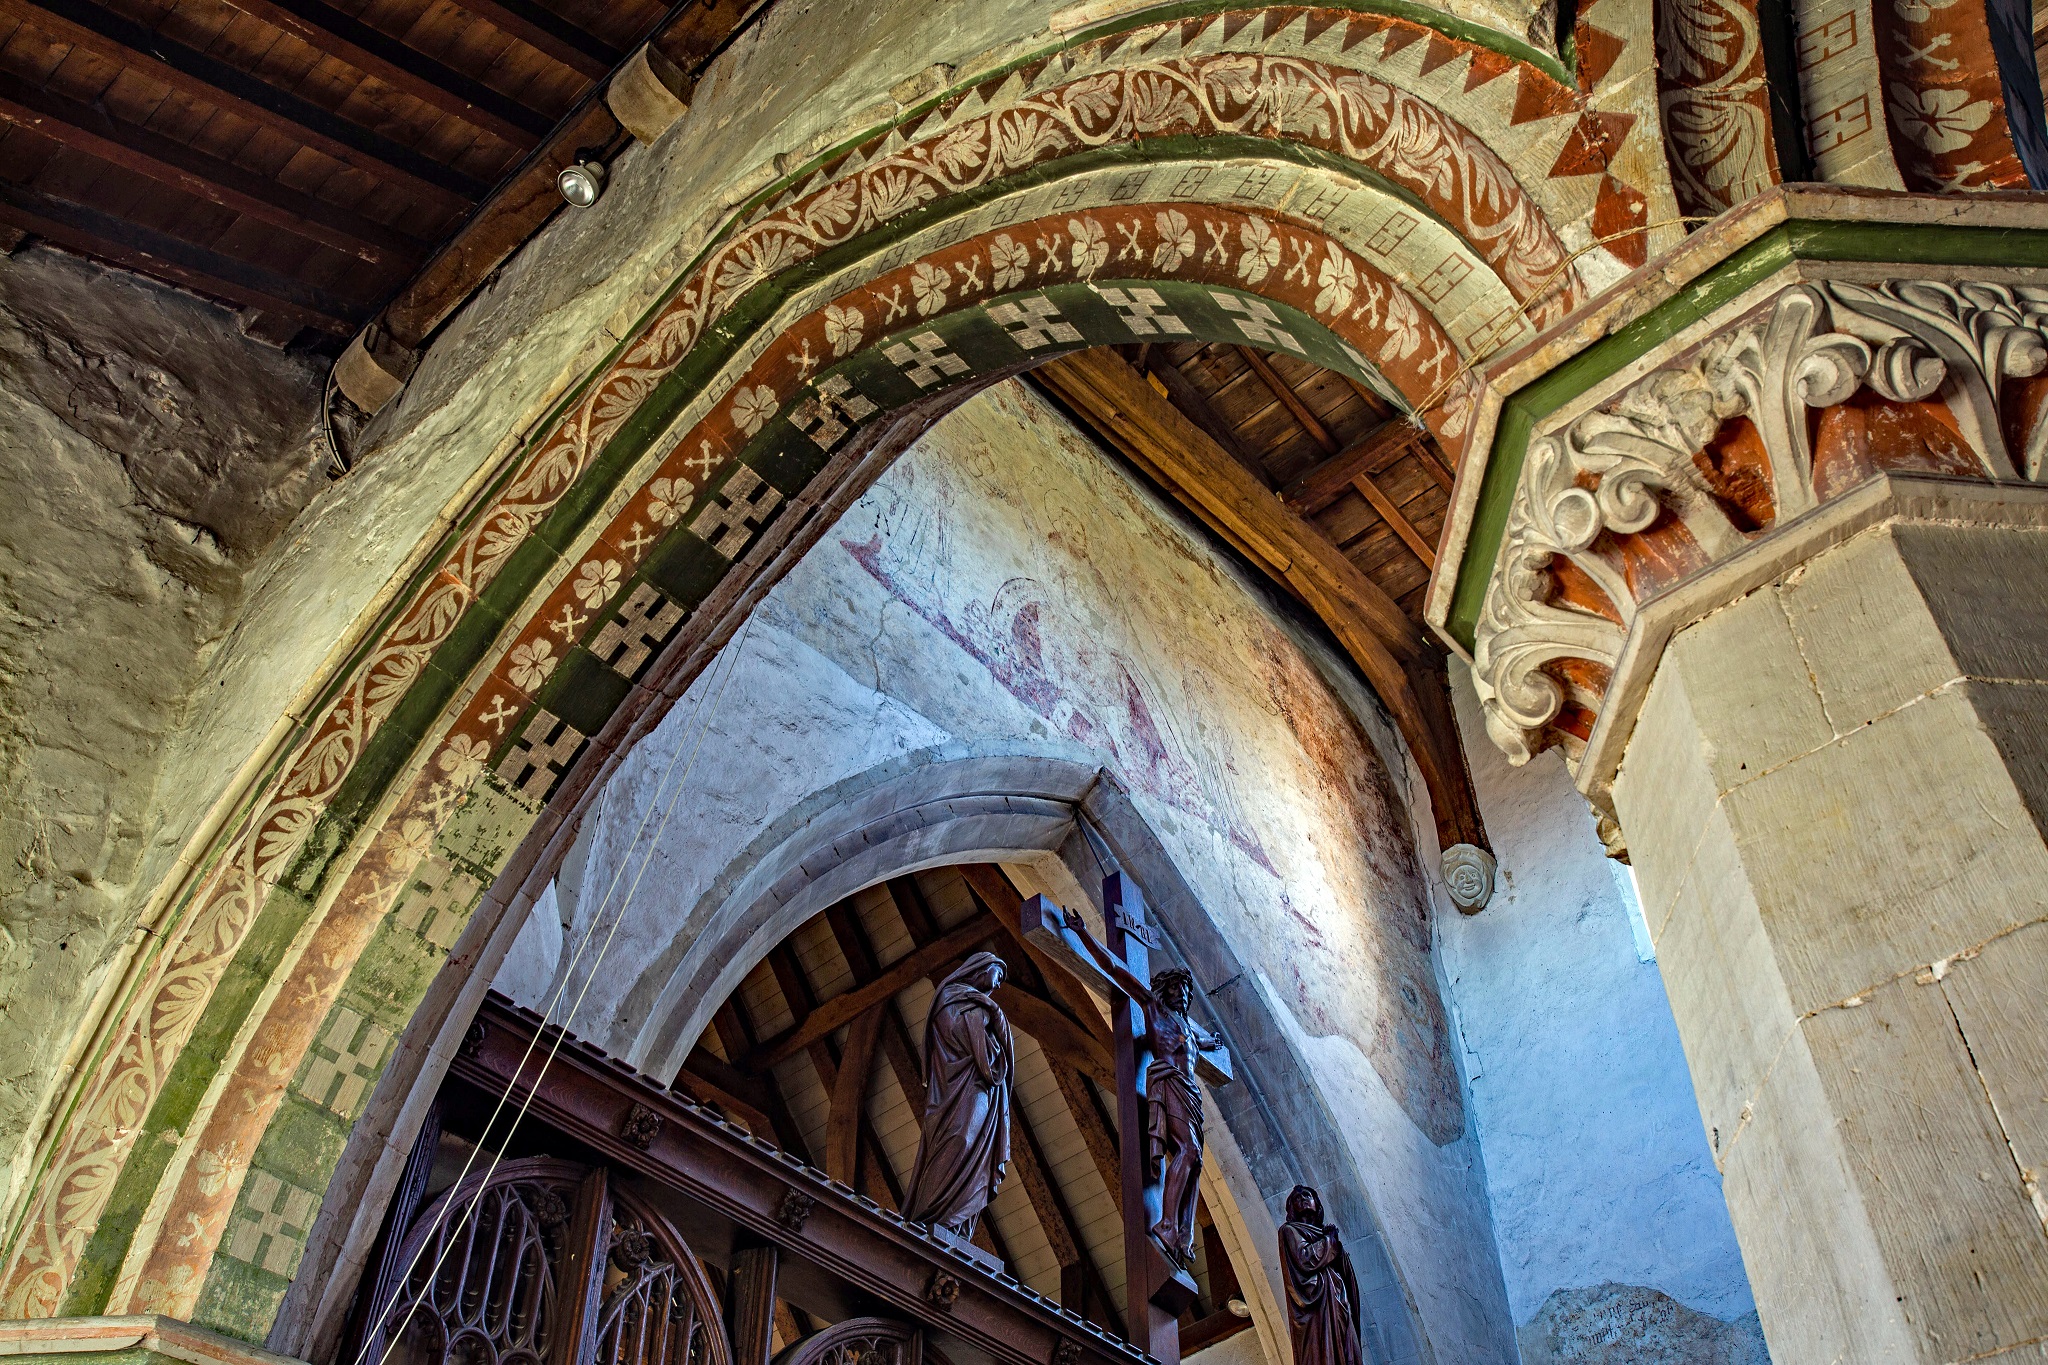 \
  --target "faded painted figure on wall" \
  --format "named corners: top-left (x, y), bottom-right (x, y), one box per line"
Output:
top-left (903, 952), bottom-right (1013, 1238)
top-left (1281, 1185), bottom-right (1365, 1365)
